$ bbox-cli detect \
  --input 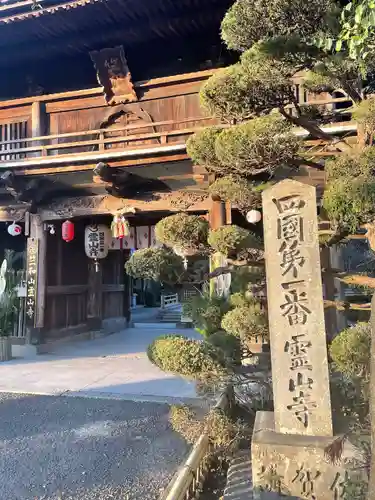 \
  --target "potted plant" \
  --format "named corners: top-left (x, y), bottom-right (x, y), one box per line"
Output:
top-left (0, 251), bottom-right (21, 361)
